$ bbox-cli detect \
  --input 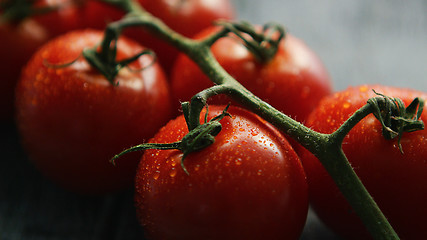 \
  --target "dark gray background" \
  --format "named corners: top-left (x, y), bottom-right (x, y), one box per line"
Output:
top-left (234, 0), bottom-right (427, 92)
top-left (2, 1), bottom-right (426, 239)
